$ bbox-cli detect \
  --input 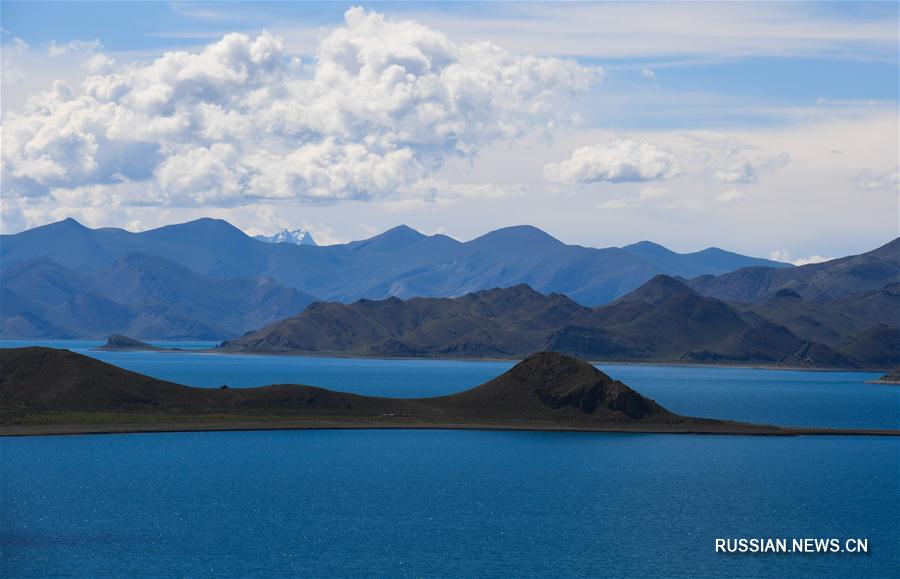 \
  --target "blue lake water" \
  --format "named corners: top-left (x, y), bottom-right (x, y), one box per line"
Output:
top-left (1, 340), bottom-right (899, 577)
top-left (2, 431), bottom-right (898, 578)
